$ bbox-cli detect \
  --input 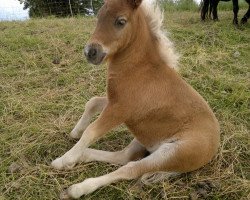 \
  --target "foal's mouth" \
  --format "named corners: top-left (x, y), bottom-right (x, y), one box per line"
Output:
top-left (84, 43), bottom-right (107, 65)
